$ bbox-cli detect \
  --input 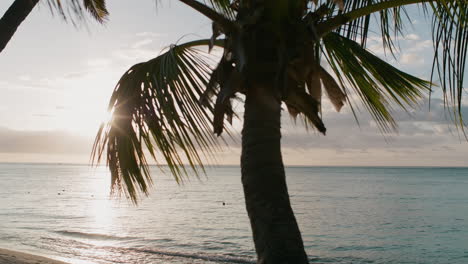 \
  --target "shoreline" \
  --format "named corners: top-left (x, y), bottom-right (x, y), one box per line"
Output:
top-left (0, 248), bottom-right (69, 264)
